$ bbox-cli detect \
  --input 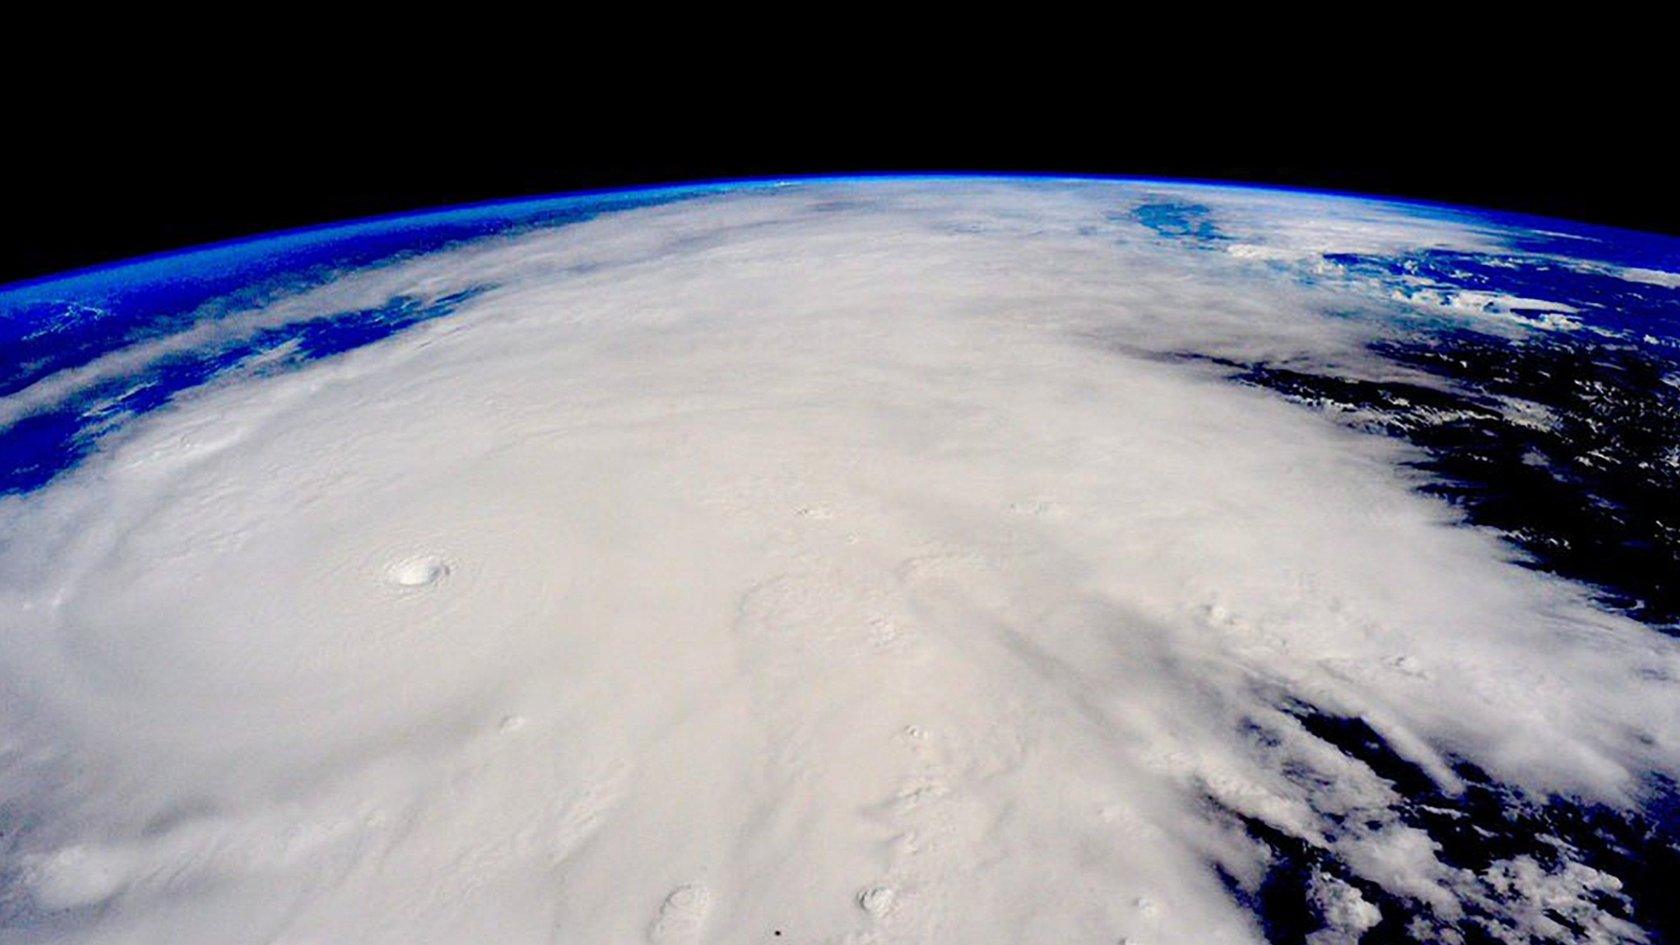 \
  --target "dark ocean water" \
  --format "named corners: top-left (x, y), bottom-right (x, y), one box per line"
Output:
top-left (1135, 196), bottom-right (1680, 942)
